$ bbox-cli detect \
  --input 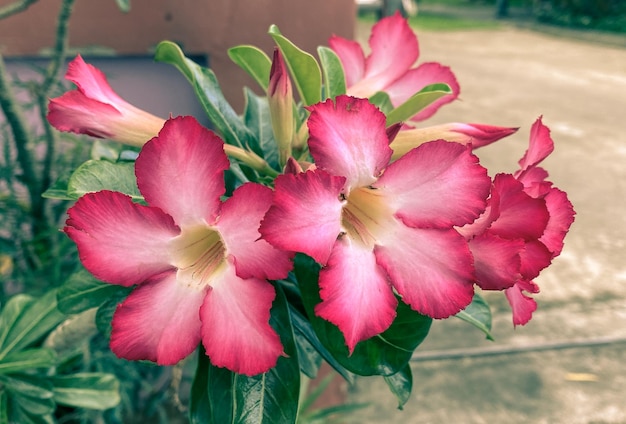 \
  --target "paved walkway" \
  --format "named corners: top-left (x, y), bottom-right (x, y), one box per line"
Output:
top-left (345, 19), bottom-right (626, 424)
